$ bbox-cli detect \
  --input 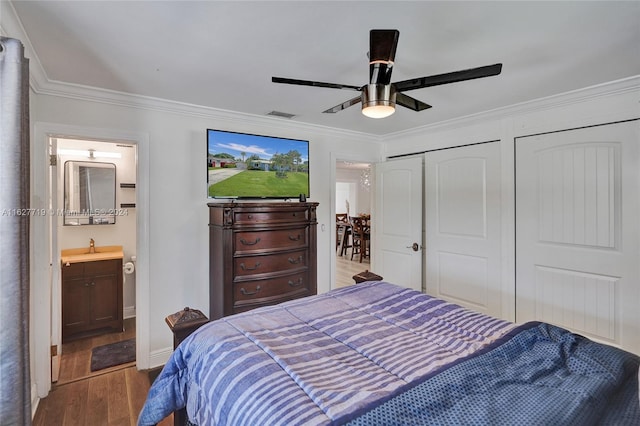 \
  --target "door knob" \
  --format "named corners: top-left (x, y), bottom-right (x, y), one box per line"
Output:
top-left (406, 243), bottom-right (421, 252)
